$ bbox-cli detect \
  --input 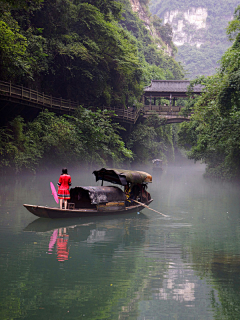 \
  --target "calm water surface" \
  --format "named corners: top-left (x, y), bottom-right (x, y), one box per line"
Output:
top-left (1, 164), bottom-right (240, 320)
